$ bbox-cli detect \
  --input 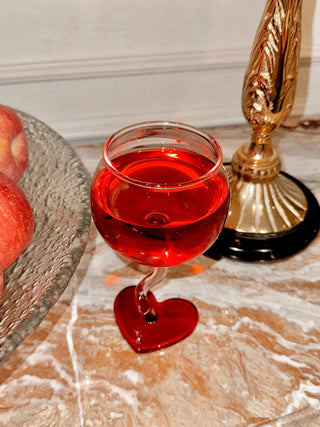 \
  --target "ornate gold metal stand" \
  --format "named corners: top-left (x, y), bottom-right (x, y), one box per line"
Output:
top-left (207, 0), bottom-right (320, 261)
